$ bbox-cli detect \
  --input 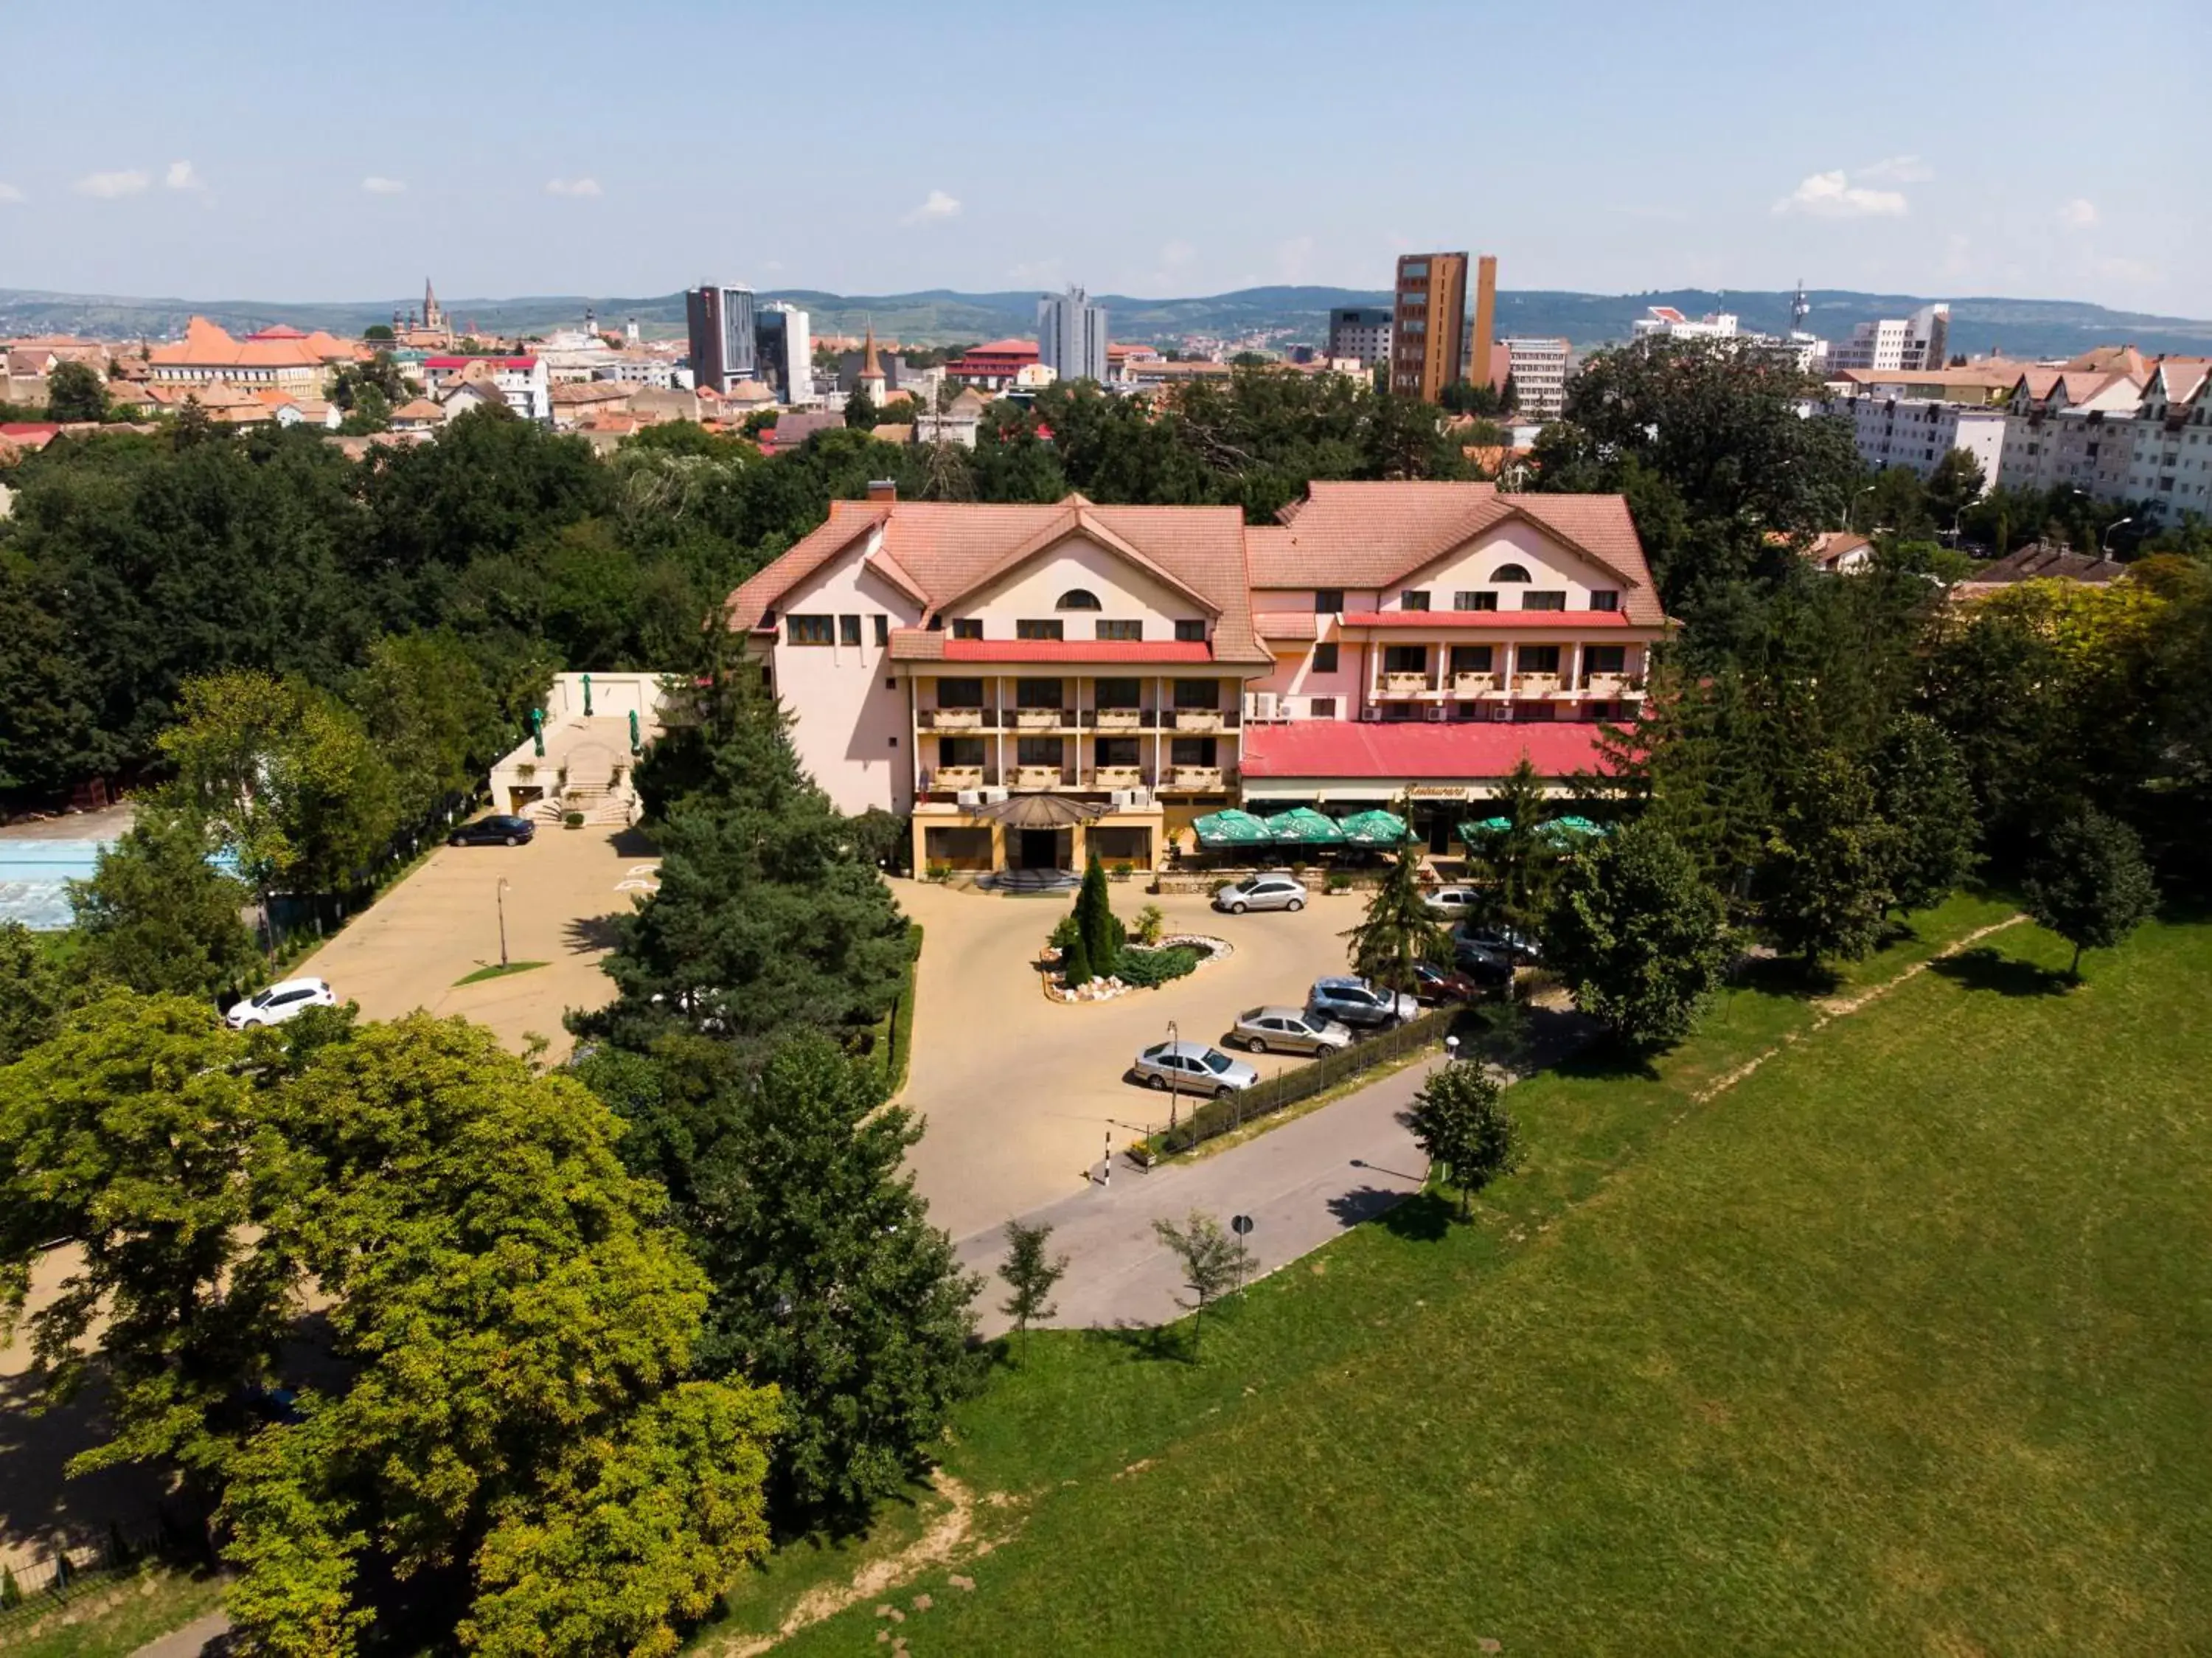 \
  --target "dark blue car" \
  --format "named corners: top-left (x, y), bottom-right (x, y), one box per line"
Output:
top-left (449, 814), bottom-right (536, 847)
